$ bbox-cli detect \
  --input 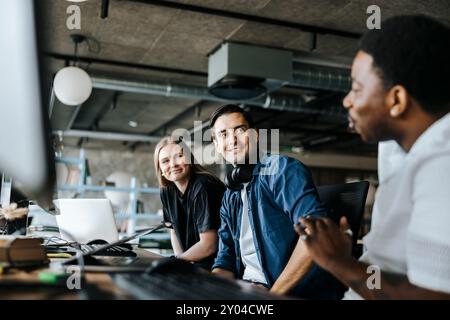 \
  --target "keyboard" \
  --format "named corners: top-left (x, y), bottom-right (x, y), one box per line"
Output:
top-left (113, 268), bottom-right (276, 299)
top-left (79, 244), bottom-right (136, 257)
